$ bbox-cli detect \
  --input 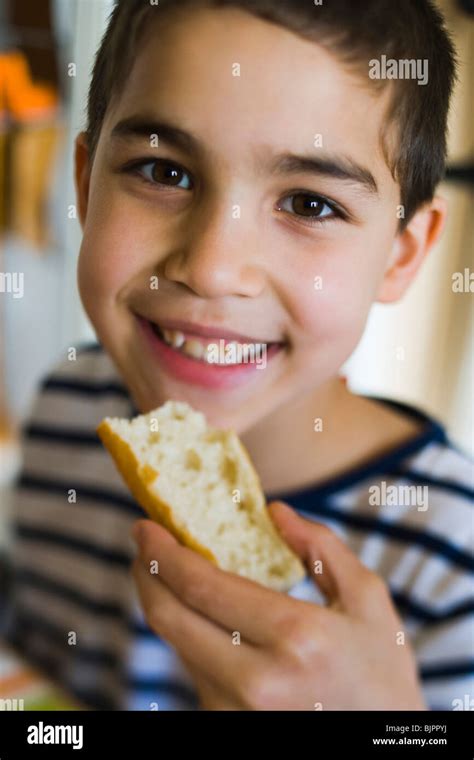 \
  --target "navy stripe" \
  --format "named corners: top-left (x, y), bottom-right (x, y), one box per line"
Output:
top-left (7, 610), bottom-right (120, 668)
top-left (15, 567), bottom-right (128, 620)
top-left (385, 469), bottom-right (473, 503)
top-left (420, 659), bottom-right (474, 681)
top-left (16, 524), bottom-right (132, 568)
top-left (267, 410), bottom-right (447, 502)
top-left (4, 632), bottom-right (120, 710)
top-left (8, 609), bottom-right (170, 671)
top-left (12, 516), bottom-right (474, 628)
top-left (6, 610), bottom-right (196, 707)
top-left (18, 475), bottom-right (472, 574)
top-left (18, 474), bottom-right (141, 516)
top-left (24, 424), bottom-right (101, 445)
top-left (131, 620), bottom-right (156, 637)
top-left (297, 505), bottom-right (473, 573)
top-left (391, 591), bottom-right (474, 623)
top-left (42, 377), bottom-right (130, 398)
top-left (78, 342), bottom-right (103, 354)
top-left (13, 563), bottom-right (474, 650)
